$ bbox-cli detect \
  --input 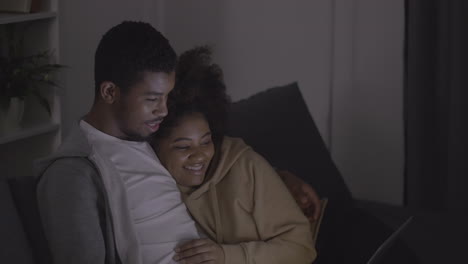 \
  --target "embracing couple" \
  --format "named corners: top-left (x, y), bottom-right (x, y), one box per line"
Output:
top-left (36, 21), bottom-right (323, 264)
